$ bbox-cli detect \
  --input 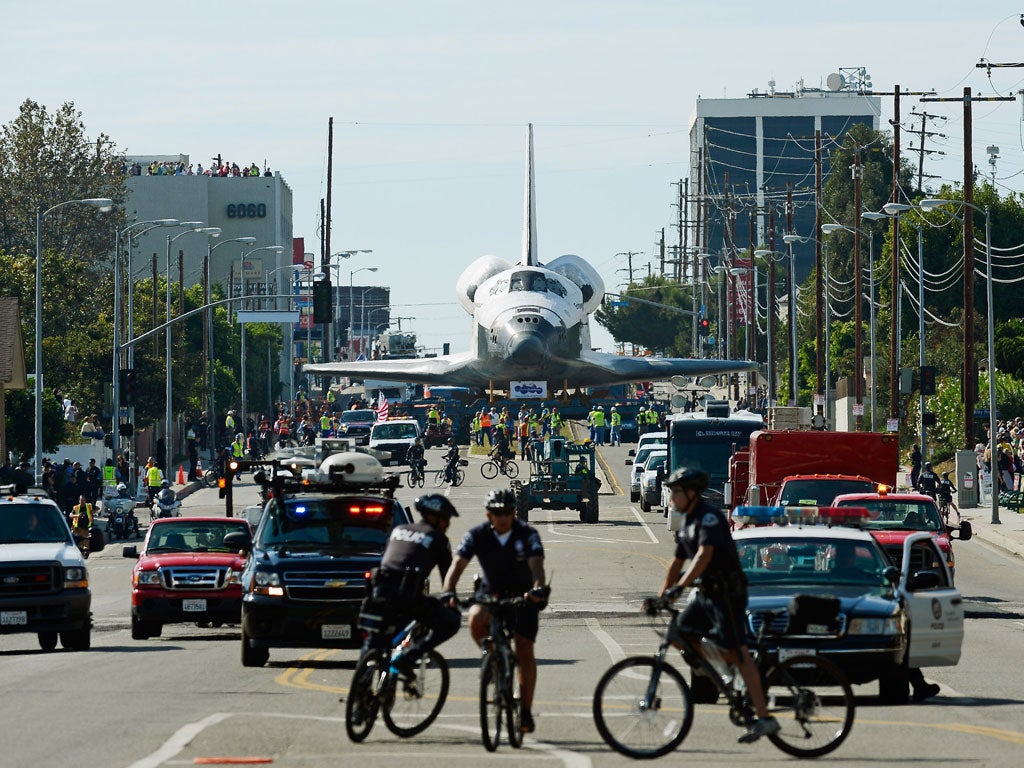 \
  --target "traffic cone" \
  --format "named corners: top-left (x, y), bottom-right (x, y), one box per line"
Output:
top-left (176, 464), bottom-right (186, 484)
top-left (196, 457), bottom-right (203, 473)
